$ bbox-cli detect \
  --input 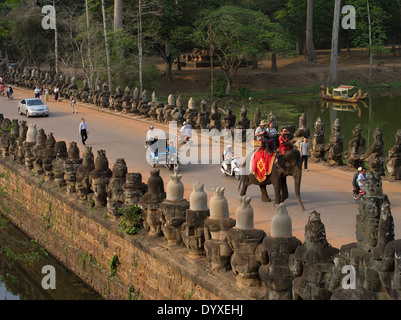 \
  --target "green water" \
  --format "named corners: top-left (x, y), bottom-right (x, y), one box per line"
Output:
top-left (0, 220), bottom-right (102, 300)
top-left (280, 91), bottom-right (401, 157)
